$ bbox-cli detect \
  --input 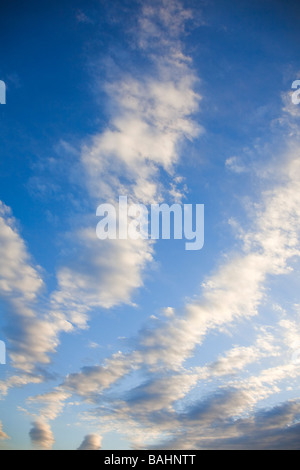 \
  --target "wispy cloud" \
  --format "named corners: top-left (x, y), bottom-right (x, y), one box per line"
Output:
top-left (0, 421), bottom-right (9, 441)
top-left (0, 203), bottom-right (72, 380)
top-left (43, 0), bottom-right (202, 334)
top-left (15, 0), bottom-right (203, 439)
top-left (27, 388), bottom-right (71, 422)
top-left (1, 0), bottom-right (201, 419)
top-left (50, 104), bottom-right (300, 448)
top-left (0, 202), bottom-right (43, 301)
top-left (1, 0), bottom-right (300, 450)
top-left (0, 0), bottom-right (201, 388)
